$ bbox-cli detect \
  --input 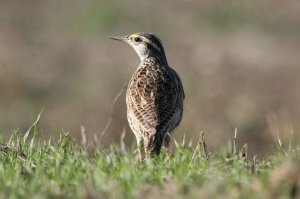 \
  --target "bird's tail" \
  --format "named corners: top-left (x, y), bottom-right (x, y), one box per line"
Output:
top-left (145, 133), bottom-right (165, 158)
